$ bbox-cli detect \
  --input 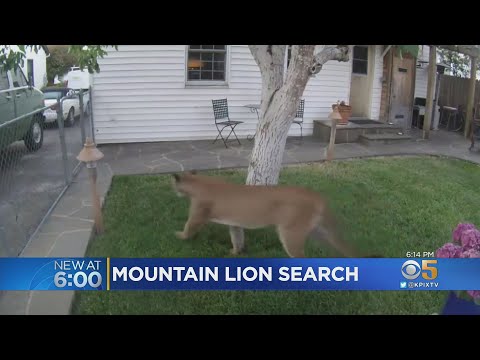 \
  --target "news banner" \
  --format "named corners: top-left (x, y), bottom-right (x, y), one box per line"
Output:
top-left (0, 257), bottom-right (479, 291)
